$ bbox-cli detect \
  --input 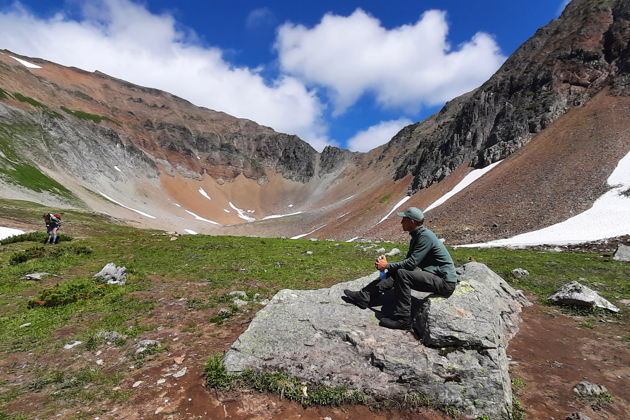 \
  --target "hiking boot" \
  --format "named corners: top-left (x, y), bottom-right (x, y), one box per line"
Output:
top-left (343, 289), bottom-right (370, 309)
top-left (379, 316), bottom-right (412, 330)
